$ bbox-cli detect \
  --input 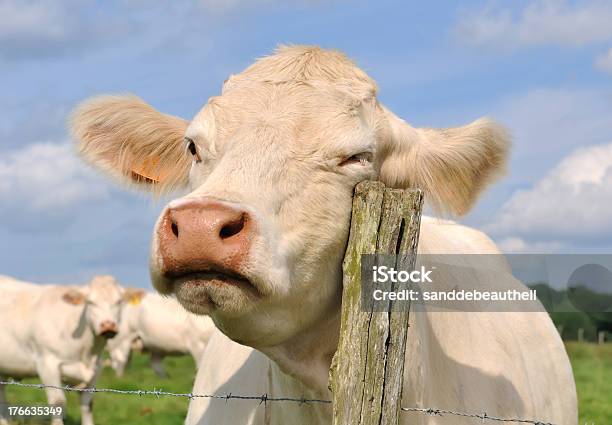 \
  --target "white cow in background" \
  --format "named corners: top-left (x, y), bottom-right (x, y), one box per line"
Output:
top-left (106, 290), bottom-right (215, 376)
top-left (0, 275), bottom-right (124, 425)
top-left (72, 46), bottom-right (577, 424)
